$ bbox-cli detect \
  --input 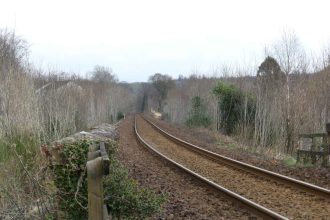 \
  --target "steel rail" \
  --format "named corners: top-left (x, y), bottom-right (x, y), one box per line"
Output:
top-left (142, 115), bottom-right (330, 198)
top-left (134, 116), bottom-right (288, 220)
